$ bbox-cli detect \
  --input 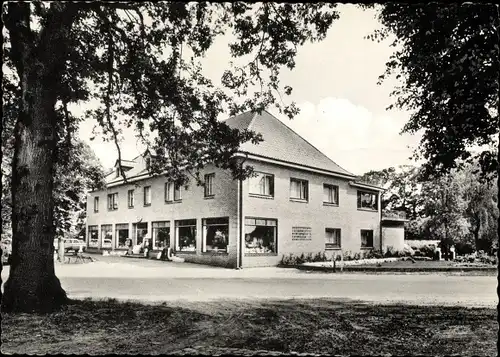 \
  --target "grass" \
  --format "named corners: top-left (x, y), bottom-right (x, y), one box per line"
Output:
top-left (1, 298), bottom-right (496, 356)
top-left (355, 260), bottom-right (492, 268)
